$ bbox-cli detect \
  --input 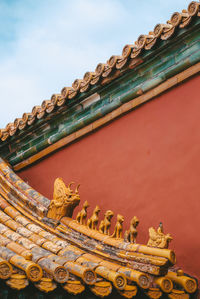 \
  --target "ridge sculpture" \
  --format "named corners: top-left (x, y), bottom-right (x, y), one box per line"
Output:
top-left (47, 178), bottom-right (80, 221)
top-left (147, 222), bottom-right (172, 249)
top-left (76, 200), bottom-right (89, 225)
top-left (99, 210), bottom-right (114, 235)
top-left (111, 214), bottom-right (124, 239)
top-left (124, 216), bottom-right (139, 243)
top-left (87, 205), bottom-right (100, 230)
